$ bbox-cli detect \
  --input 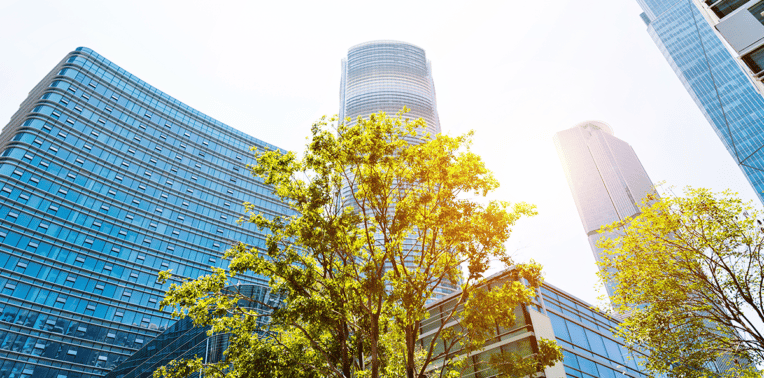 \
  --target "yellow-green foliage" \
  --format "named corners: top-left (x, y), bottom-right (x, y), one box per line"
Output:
top-left (156, 109), bottom-right (560, 378)
top-left (598, 187), bottom-right (764, 377)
